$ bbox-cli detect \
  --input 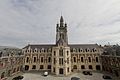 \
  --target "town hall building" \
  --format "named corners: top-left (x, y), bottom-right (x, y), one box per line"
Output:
top-left (23, 16), bottom-right (103, 76)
